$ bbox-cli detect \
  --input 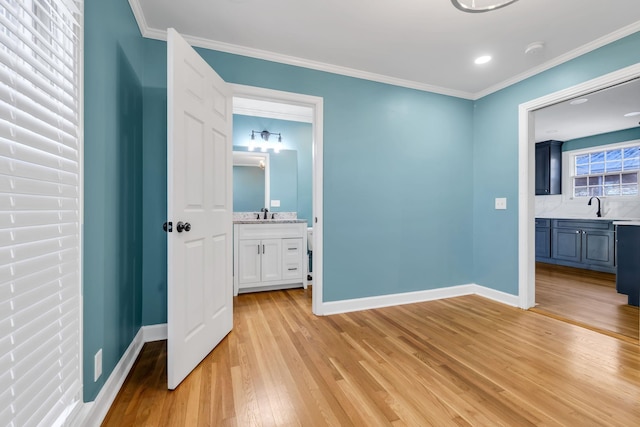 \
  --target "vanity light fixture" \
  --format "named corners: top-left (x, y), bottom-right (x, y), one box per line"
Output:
top-left (248, 129), bottom-right (283, 153)
top-left (451, 0), bottom-right (519, 13)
